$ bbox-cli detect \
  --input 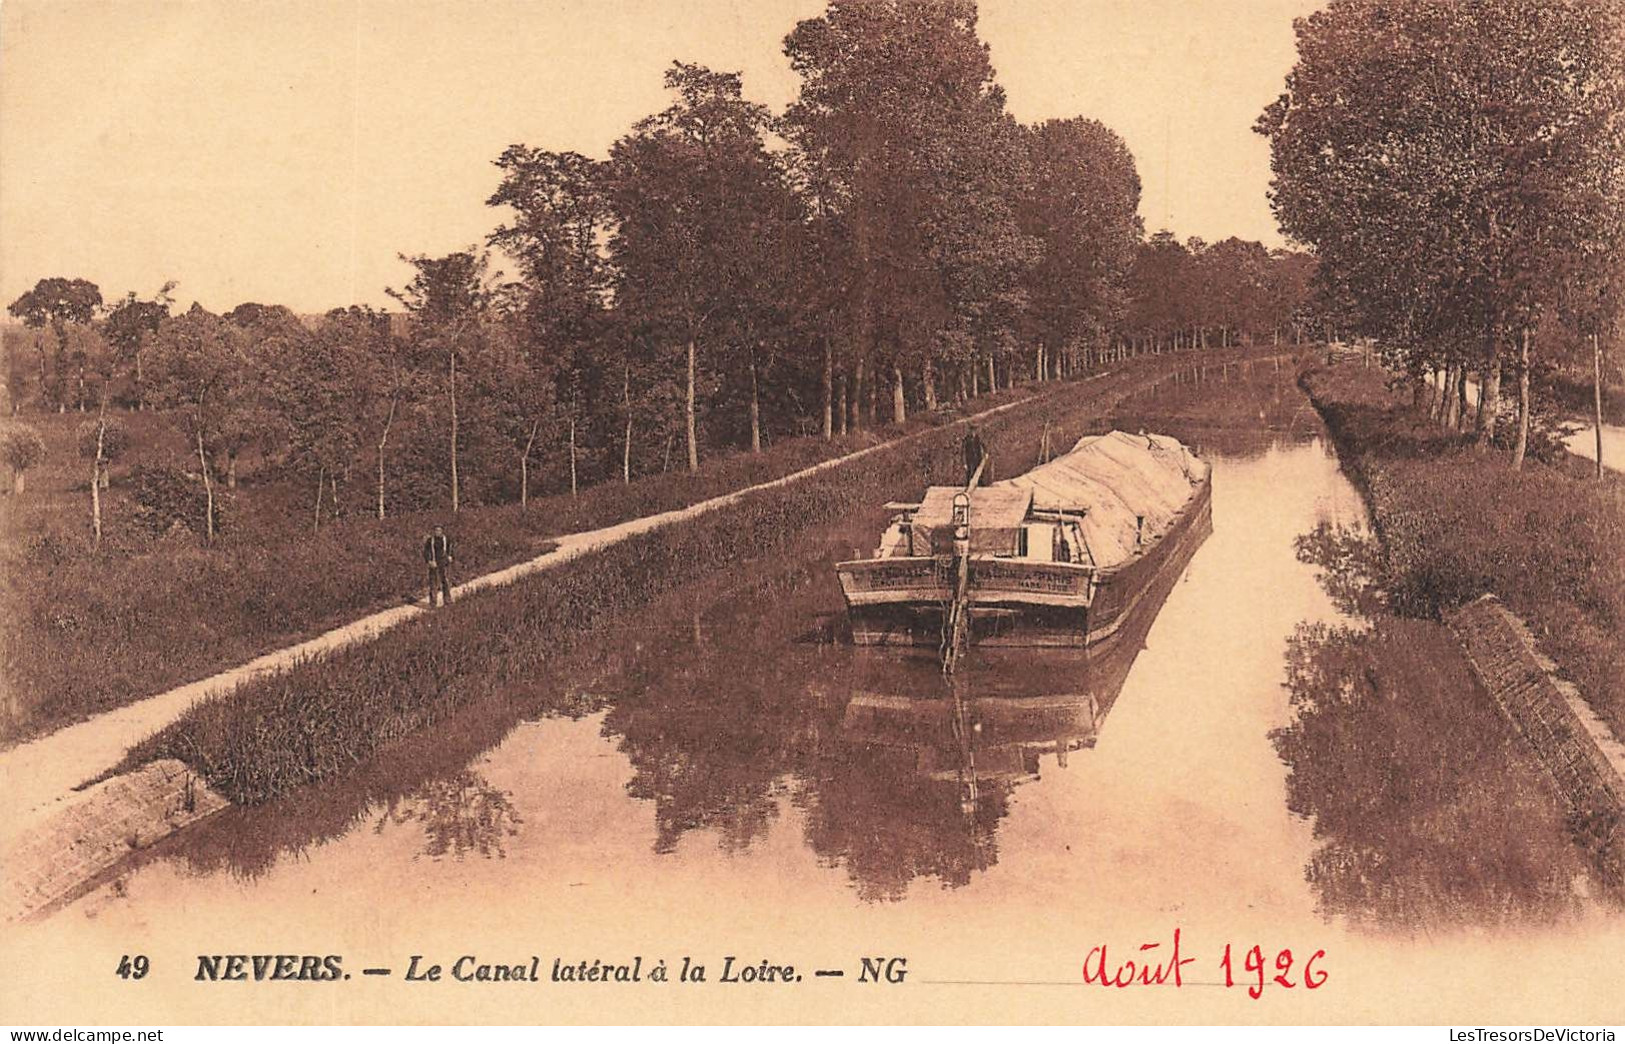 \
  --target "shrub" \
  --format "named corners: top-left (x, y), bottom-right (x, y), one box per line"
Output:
top-left (0, 423), bottom-right (47, 493)
top-left (128, 463), bottom-right (233, 537)
top-left (76, 417), bottom-right (132, 466)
